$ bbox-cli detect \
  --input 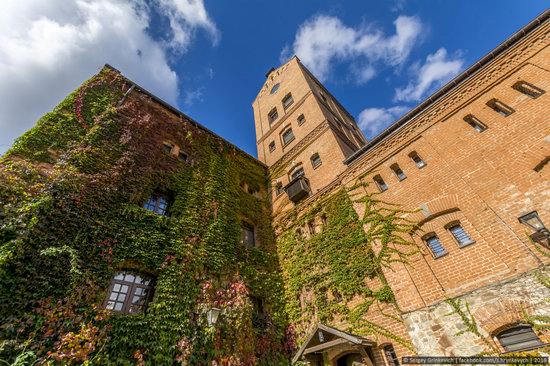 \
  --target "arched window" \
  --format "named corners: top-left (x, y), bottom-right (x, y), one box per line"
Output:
top-left (105, 271), bottom-right (155, 314)
top-left (496, 324), bottom-right (543, 352)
